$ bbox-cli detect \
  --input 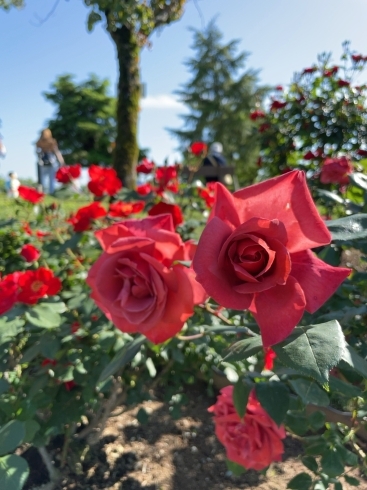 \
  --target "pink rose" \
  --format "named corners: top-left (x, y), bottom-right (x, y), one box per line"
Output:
top-left (208, 387), bottom-right (286, 471)
top-left (193, 171), bottom-right (350, 347)
top-left (320, 157), bottom-right (353, 185)
top-left (86, 215), bottom-right (206, 344)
